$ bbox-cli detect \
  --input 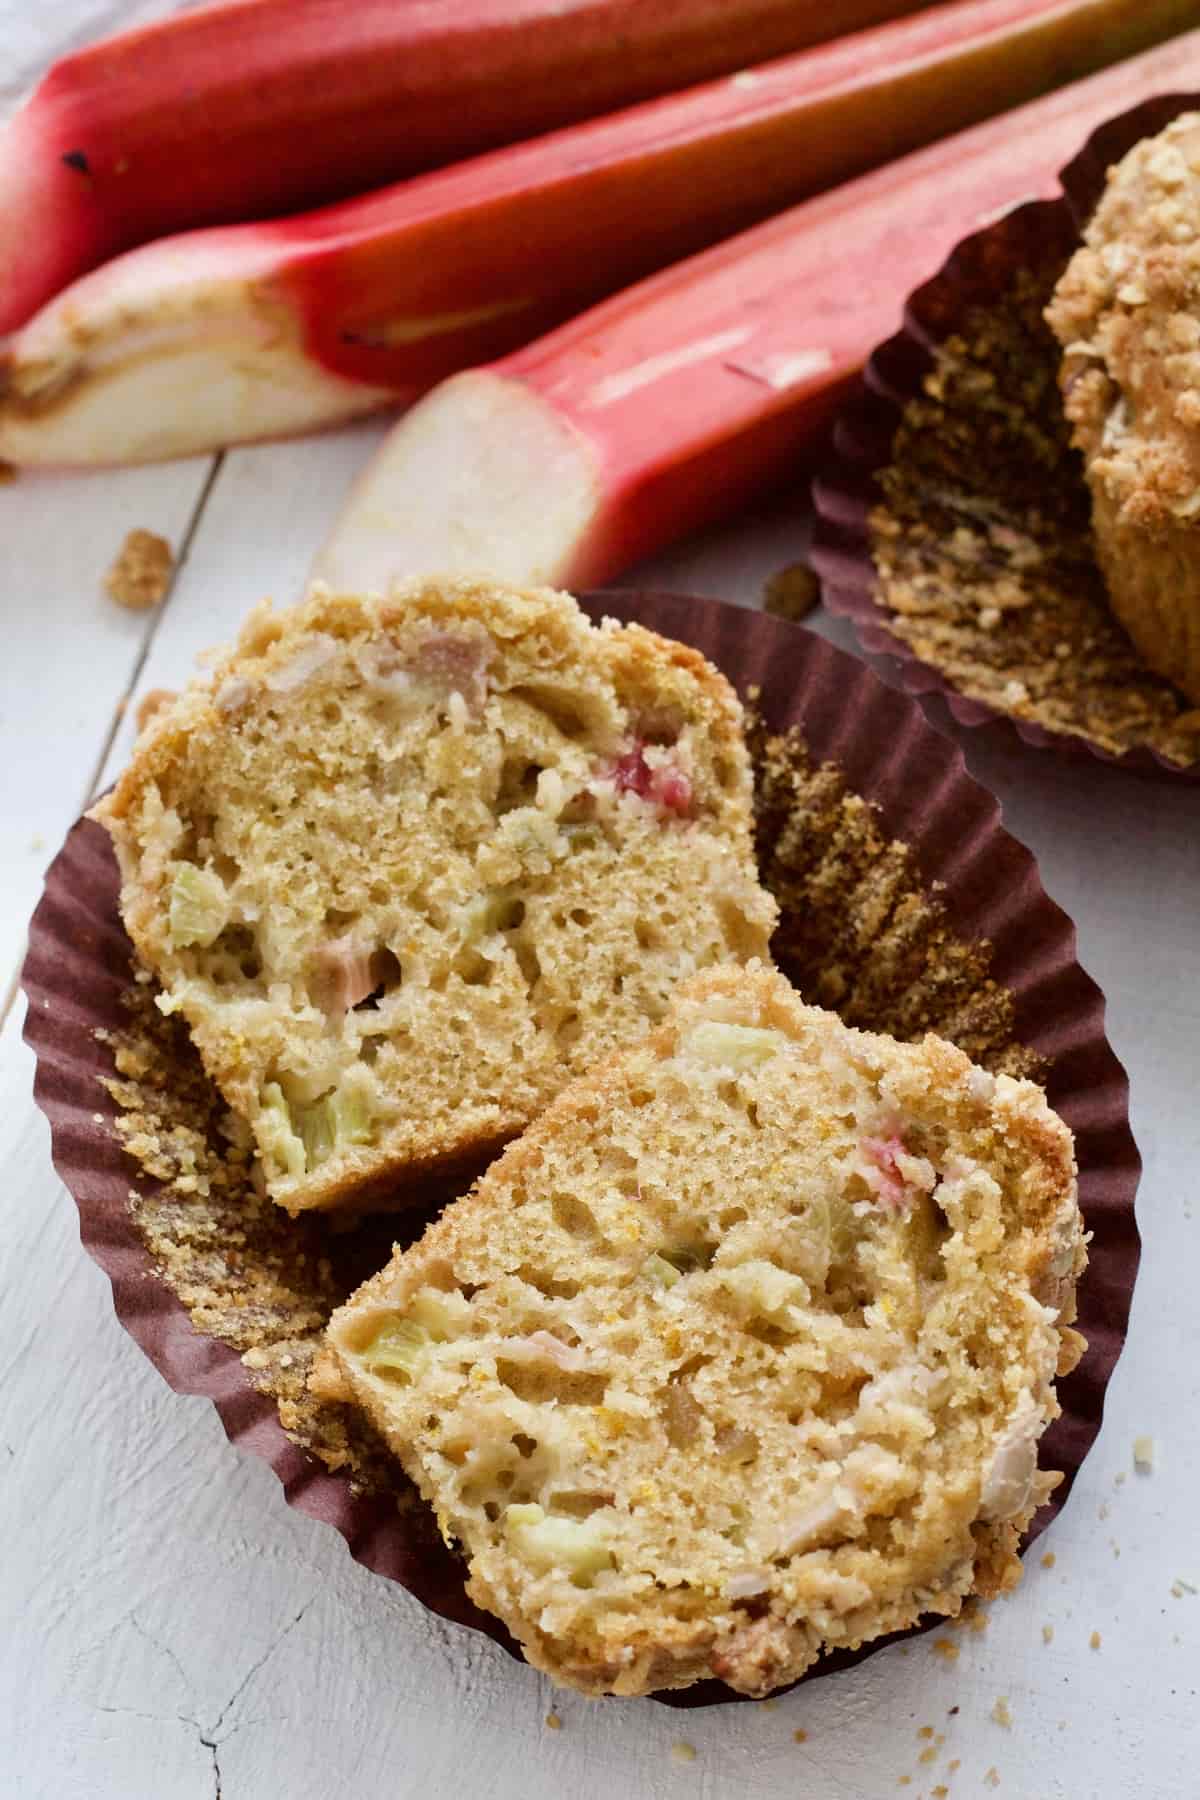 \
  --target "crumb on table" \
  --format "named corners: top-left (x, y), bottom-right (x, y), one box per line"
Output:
top-left (1133, 1434), bottom-right (1155, 1472)
top-left (763, 562), bottom-right (820, 623)
top-left (991, 1697), bottom-right (1013, 1729)
top-left (105, 528), bottom-right (175, 611)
